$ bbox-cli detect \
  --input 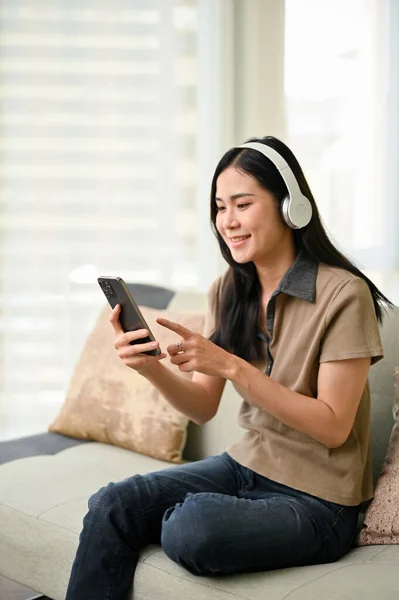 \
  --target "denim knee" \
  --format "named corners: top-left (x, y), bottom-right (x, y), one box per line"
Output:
top-left (161, 493), bottom-right (222, 576)
top-left (85, 481), bottom-right (127, 530)
top-left (88, 482), bottom-right (116, 511)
